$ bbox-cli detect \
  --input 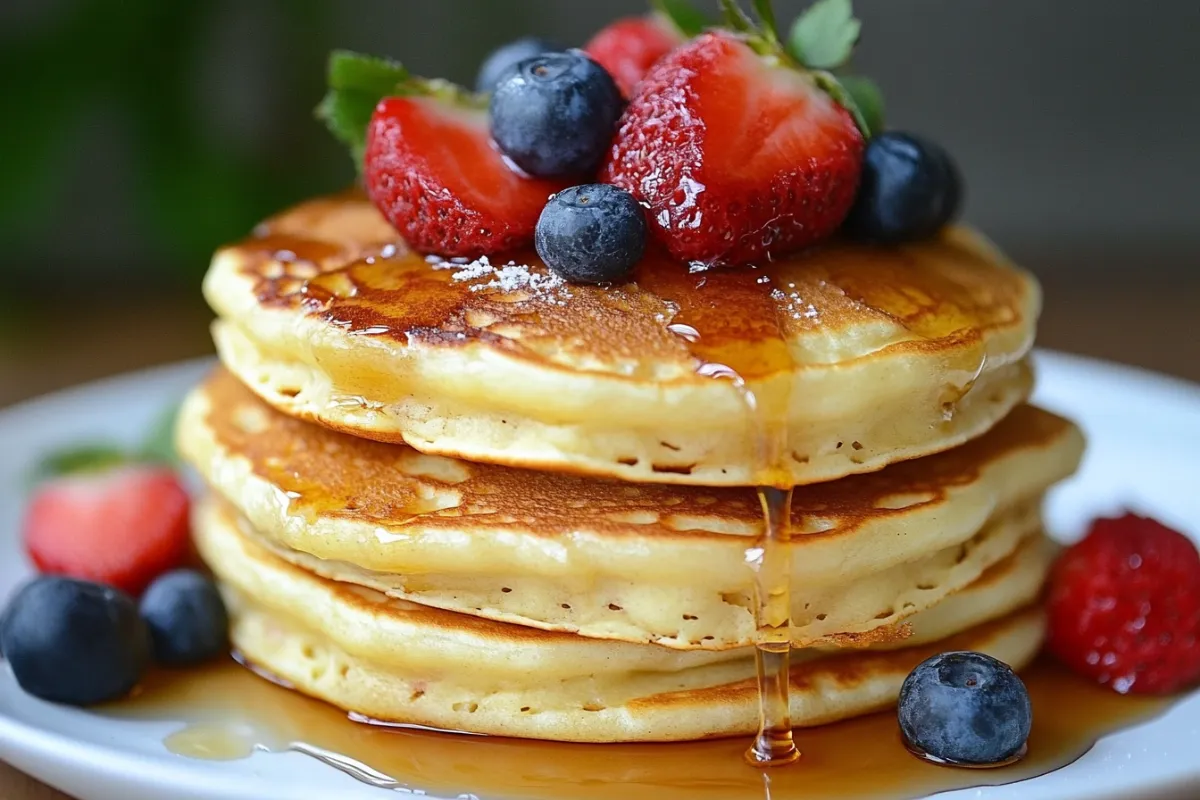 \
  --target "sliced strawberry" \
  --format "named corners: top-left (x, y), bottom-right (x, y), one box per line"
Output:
top-left (365, 96), bottom-right (568, 257)
top-left (584, 16), bottom-right (683, 98)
top-left (603, 32), bottom-right (865, 267)
top-left (24, 466), bottom-right (191, 596)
